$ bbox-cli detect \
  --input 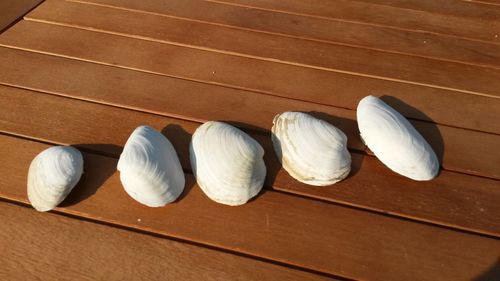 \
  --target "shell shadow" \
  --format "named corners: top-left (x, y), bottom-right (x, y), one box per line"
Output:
top-left (380, 95), bottom-right (445, 168)
top-left (474, 257), bottom-right (500, 281)
top-left (60, 144), bottom-right (122, 207)
top-left (161, 124), bottom-right (196, 202)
